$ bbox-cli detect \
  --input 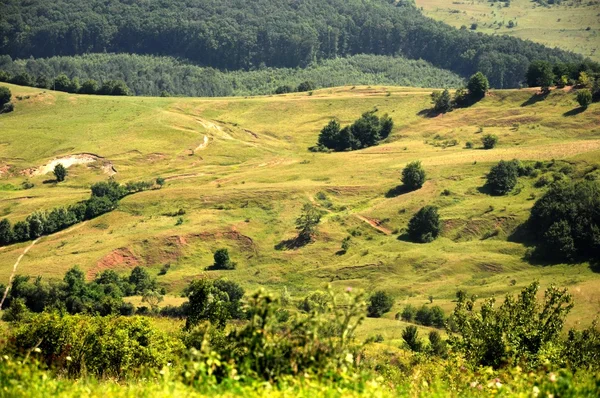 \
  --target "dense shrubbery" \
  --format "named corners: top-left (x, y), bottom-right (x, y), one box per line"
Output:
top-left (407, 206), bottom-right (441, 243)
top-left (526, 60), bottom-right (600, 89)
top-left (450, 282), bottom-right (576, 369)
top-left (0, 85), bottom-right (13, 114)
top-left (314, 111), bottom-right (393, 152)
top-left (0, 179), bottom-right (157, 247)
top-left (527, 180), bottom-right (600, 262)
